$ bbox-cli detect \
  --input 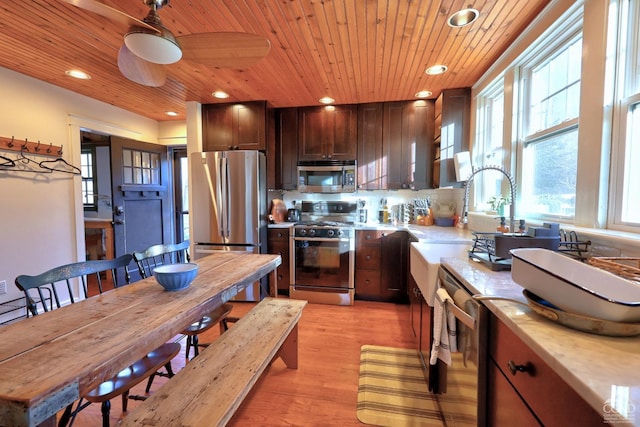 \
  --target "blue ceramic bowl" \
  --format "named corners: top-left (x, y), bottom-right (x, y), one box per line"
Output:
top-left (153, 263), bottom-right (199, 291)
